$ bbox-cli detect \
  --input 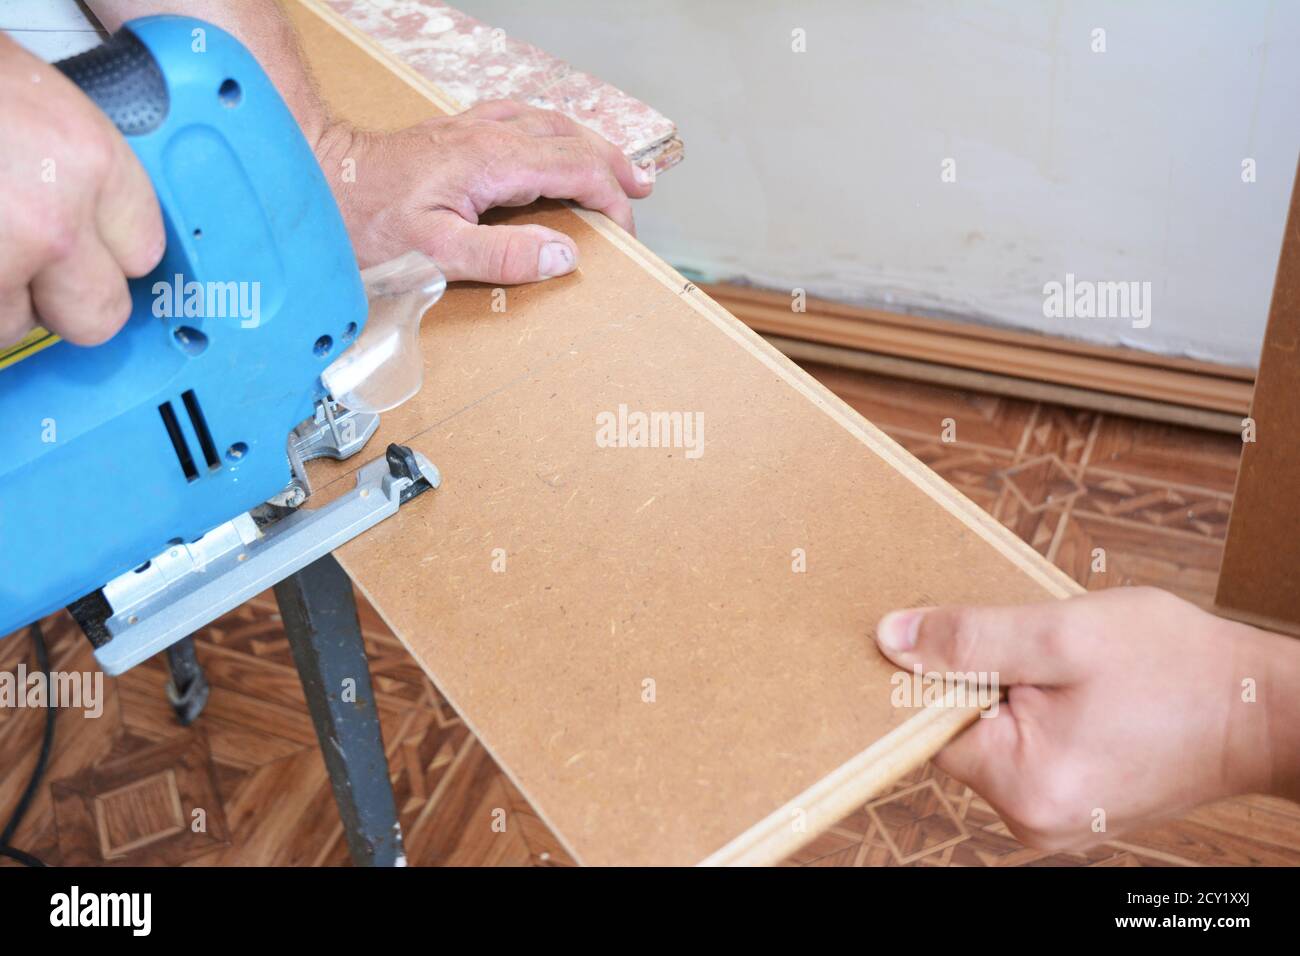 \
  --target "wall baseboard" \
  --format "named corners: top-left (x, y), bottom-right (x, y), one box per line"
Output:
top-left (702, 283), bottom-right (1254, 429)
